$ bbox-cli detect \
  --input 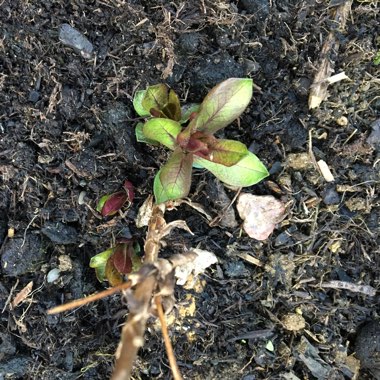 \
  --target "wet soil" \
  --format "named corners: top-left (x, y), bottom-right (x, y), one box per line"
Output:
top-left (0, 1), bottom-right (379, 379)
